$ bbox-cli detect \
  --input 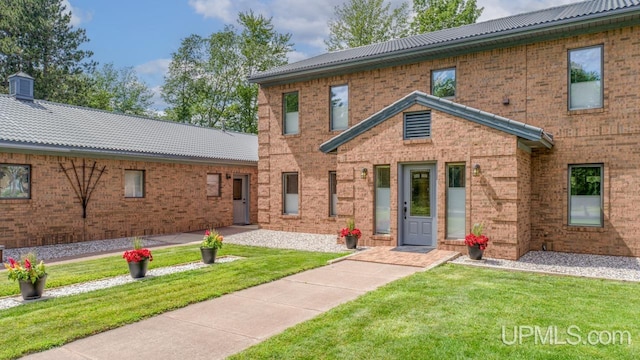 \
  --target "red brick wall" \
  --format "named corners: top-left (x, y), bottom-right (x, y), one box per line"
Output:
top-left (0, 152), bottom-right (257, 248)
top-left (257, 25), bottom-right (640, 258)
